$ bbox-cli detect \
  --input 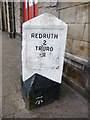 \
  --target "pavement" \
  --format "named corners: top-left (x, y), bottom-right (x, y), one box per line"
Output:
top-left (1, 32), bottom-right (88, 118)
